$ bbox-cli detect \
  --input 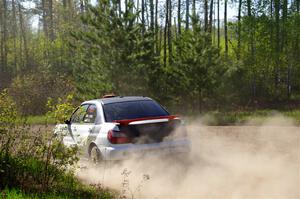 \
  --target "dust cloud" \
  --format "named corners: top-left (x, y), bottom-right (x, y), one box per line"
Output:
top-left (77, 115), bottom-right (300, 199)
